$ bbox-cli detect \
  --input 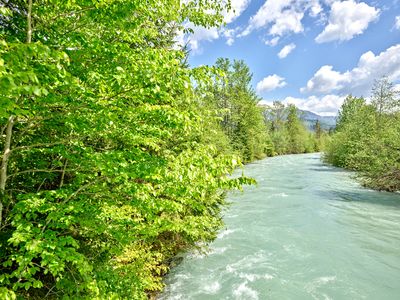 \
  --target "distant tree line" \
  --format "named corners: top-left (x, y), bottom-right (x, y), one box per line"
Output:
top-left (200, 59), bottom-right (326, 162)
top-left (262, 102), bottom-right (329, 155)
